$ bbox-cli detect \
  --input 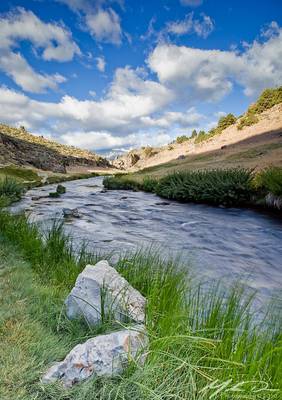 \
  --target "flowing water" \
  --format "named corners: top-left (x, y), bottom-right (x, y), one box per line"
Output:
top-left (10, 176), bottom-right (282, 305)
